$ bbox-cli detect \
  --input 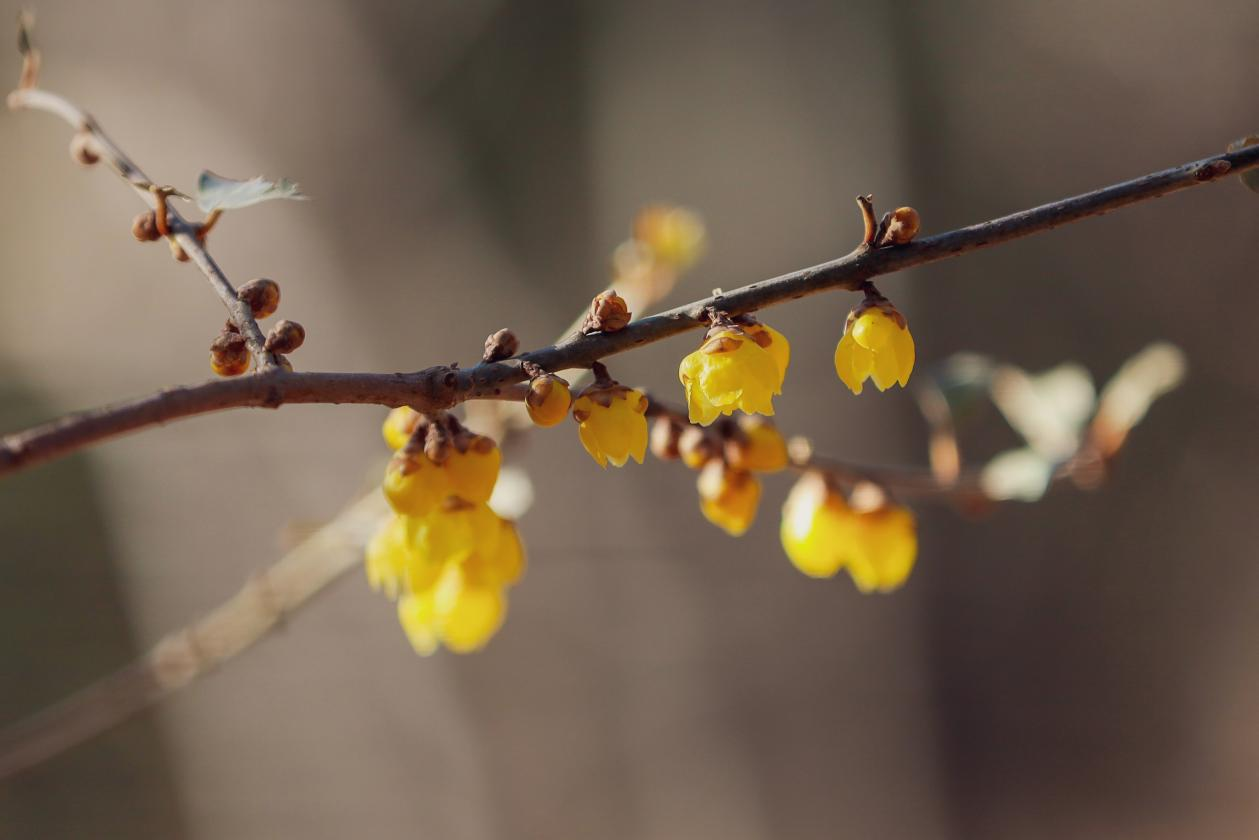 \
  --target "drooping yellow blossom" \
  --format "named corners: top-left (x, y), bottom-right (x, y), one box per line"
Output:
top-left (697, 460), bottom-right (762, 536)
top-left (406, 499), bottom-right (501, 583)
top-left (725, 416), bottom-right (788, 474)
top-left (633, 205), bottom-right (706, 269)
top-left (834, 303), bottom-right (915, 395)
top-left (397, 565), bottom-right (507, 655)
top-left (525, 374), bottom-right (572, 427)
top-left (780, 473), bottom-right (917, 592)
top-left (382, 406), bottom-right (421, 450)
top-left (572, 385), bottom-right (649, 468)
top-left (382, 453), bottom-right (451, 517)
top-left (444, 435), bottom-right (501, 504)
top-left (679, 325), bottom-right (784, 426)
